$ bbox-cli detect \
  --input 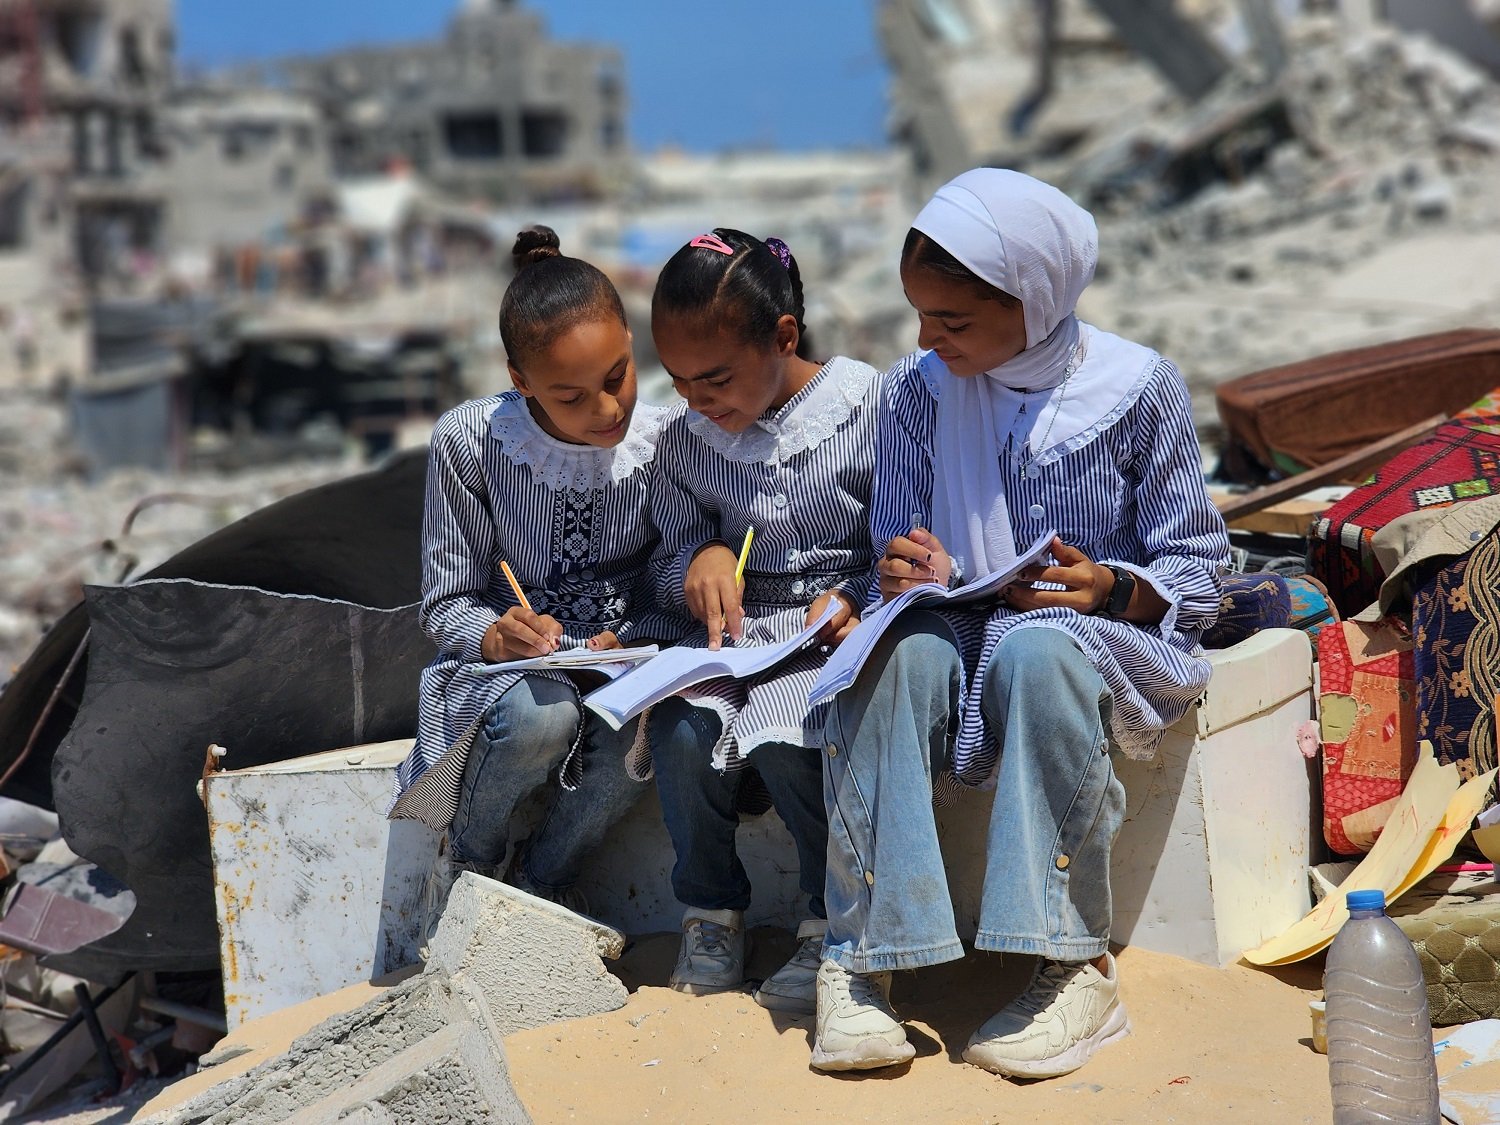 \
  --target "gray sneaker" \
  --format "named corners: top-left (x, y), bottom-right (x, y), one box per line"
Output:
top-left (670, 907), bottom-right (745, 995)
top-left (962, 954), bottom-right (1130, 1079)
top-left (754, 918), bottom-right (826, 1015)
top-left (810, 960), bottom-right (915, 1072)
top-left (510, 869), bottom-right (591, 916)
